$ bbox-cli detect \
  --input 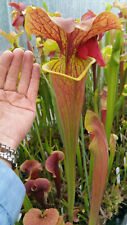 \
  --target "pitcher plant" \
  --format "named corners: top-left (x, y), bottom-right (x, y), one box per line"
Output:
top-left (25, 7), bottom-right (121, 221)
